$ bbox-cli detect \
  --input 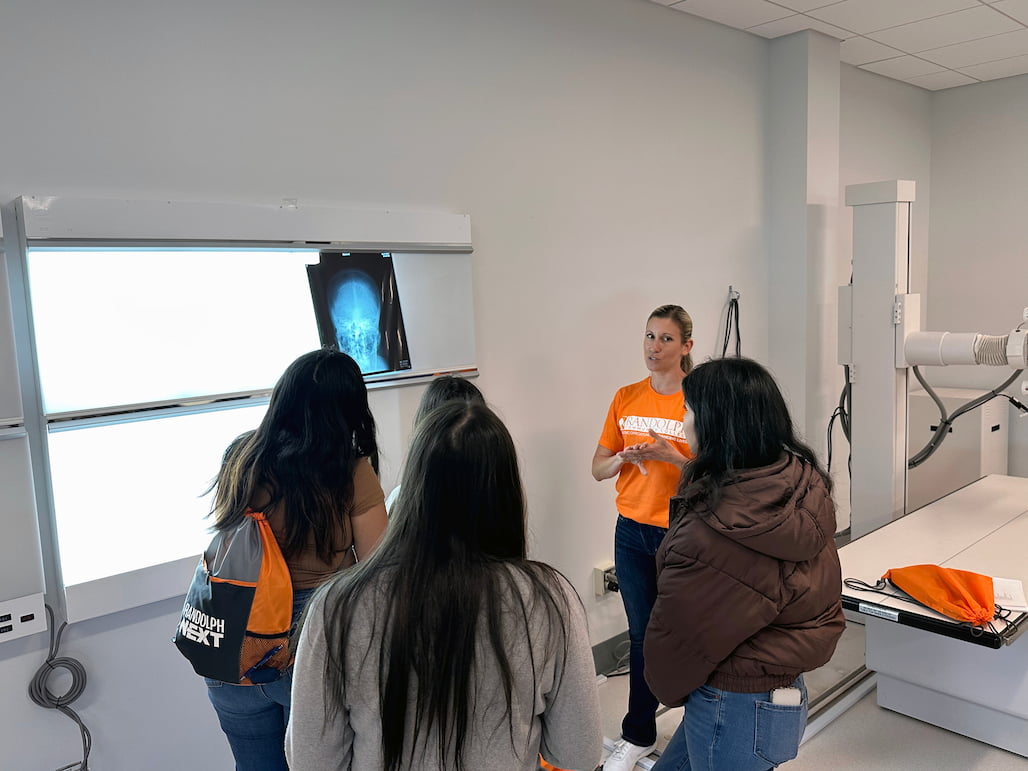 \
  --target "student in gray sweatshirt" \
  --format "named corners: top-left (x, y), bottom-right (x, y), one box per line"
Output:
top-left (287, 400), bottom-right (602, 771)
